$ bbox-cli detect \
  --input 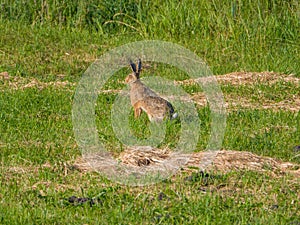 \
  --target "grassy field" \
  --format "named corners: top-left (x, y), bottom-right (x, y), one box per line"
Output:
top-left (0, 0), bottom-right (299, 224)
